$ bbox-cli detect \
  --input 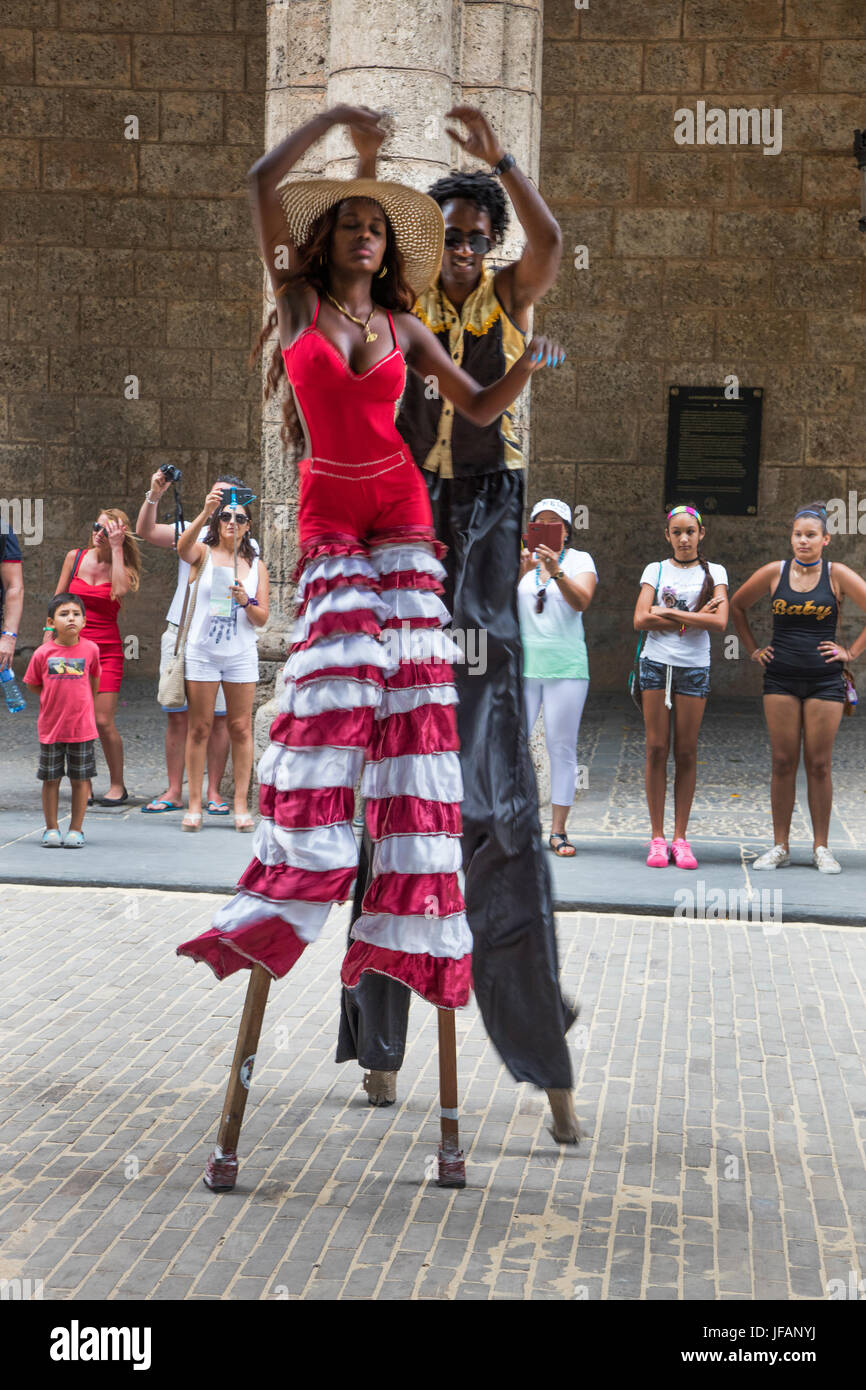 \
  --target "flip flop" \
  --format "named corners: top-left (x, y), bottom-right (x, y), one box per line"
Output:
top-left (141, 799), bottom-right (183, 814)
top-left (206, 800), bottom-right (230, 816)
